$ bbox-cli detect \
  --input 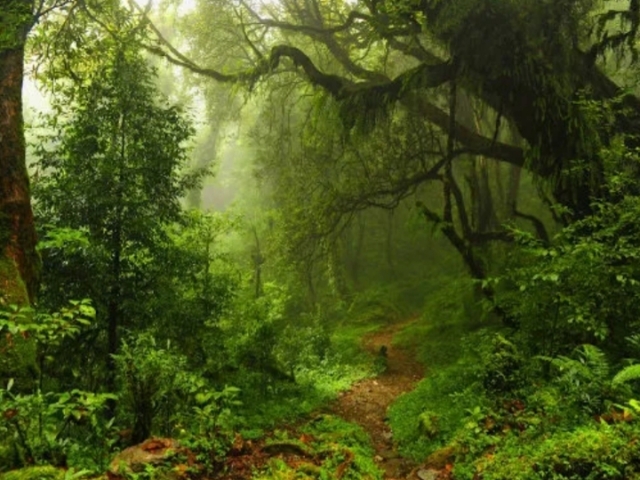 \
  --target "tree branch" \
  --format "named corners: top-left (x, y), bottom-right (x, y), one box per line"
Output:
top-left (513, 208), bottom-right (551, 244)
